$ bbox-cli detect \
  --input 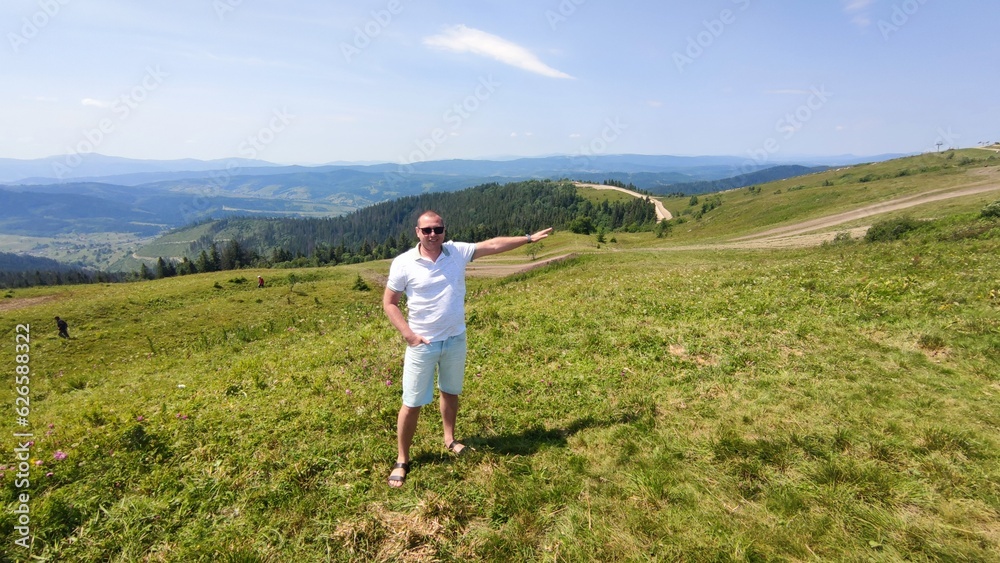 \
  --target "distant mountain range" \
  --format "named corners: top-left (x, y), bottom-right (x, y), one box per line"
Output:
top-left (0, 153), bottom-right (907, 186)
top-left (0, 154), bottom-right (280, 185)
top-left (0, 152), bottom-right (908, 241)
